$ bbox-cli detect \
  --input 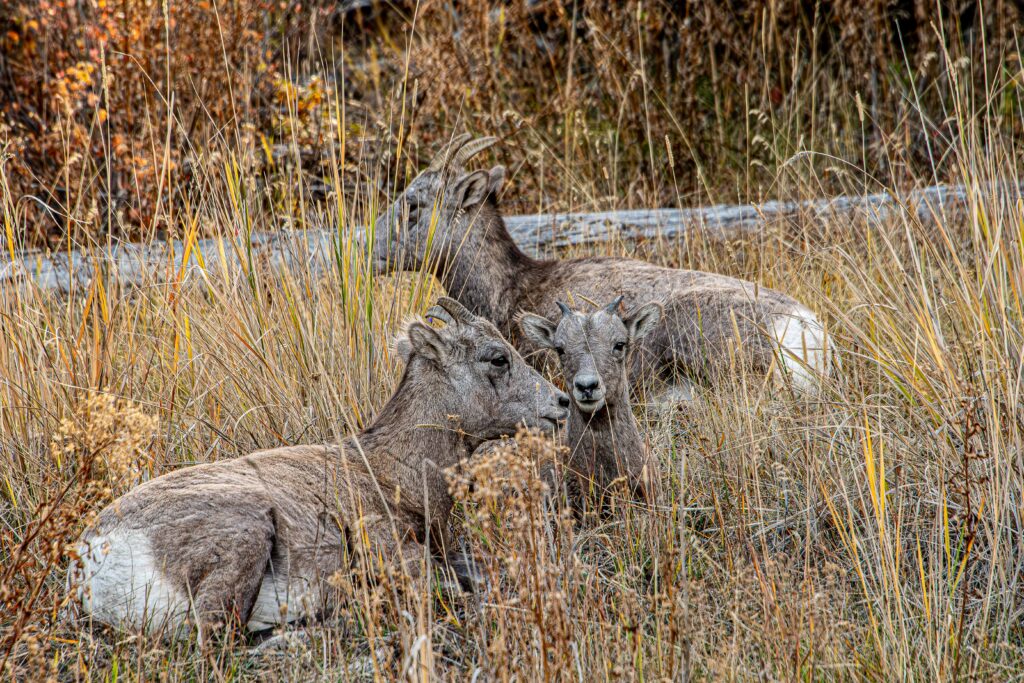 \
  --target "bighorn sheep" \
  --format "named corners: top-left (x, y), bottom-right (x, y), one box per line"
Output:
top-left (519, 297), bottom-right (661, 503)
top-left (75, 298), bottom-right (569, 636)
top-left (373, 135), bottom-right (830, 393)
